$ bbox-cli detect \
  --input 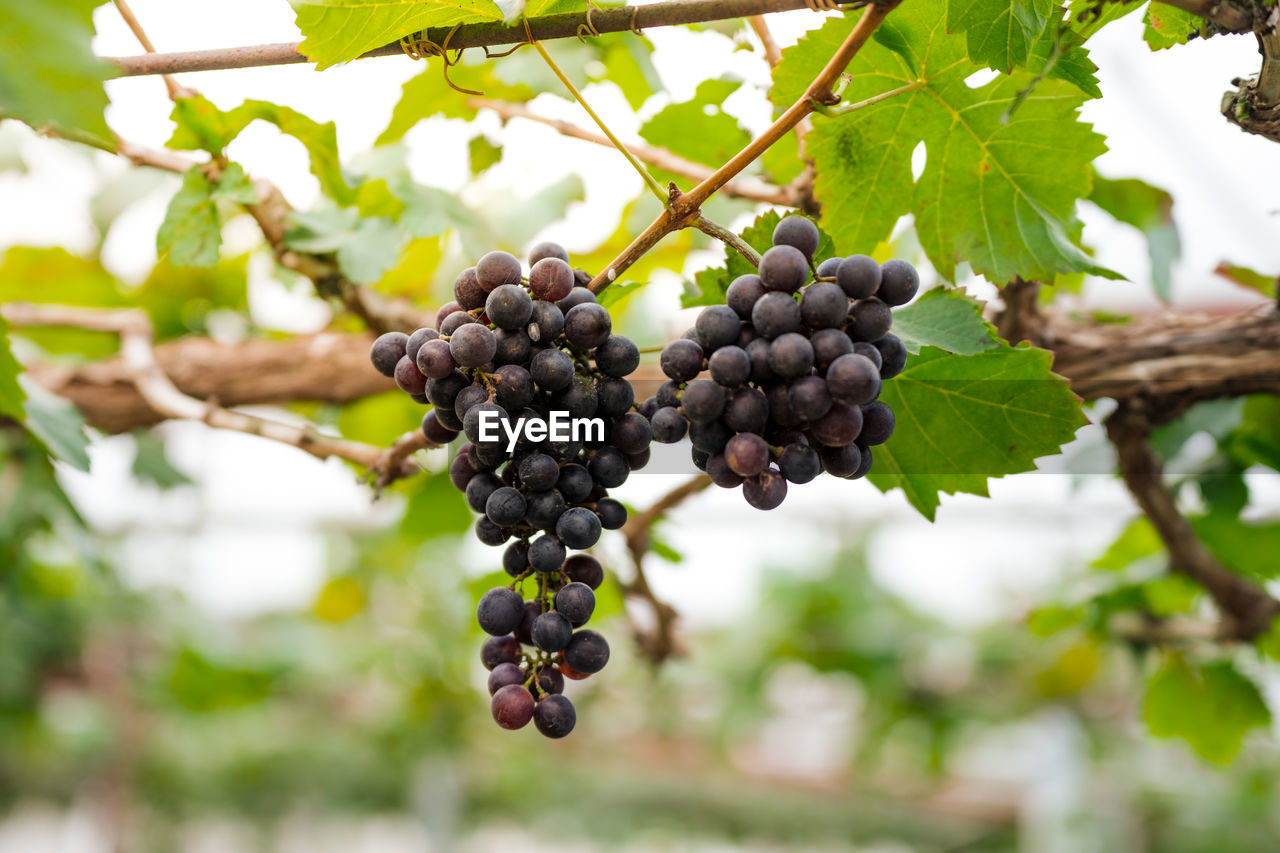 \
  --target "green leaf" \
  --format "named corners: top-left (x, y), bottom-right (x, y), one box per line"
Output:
top-left (1093, 510), bottom-right (1280, 582)
top-left (0, 315), bottom-right (25, 420)
top-left (157, 167), bottom-right (221, 268)
top-left (772, 4), bottom-right (1115, 282)
top-left (868, 343), bottom-right (1087, 519)
top-left (1143, 3), bottom-right (1201, 51)
top-left (0, 0), bottom-right (113, 138)
top-left (640, 79), bottom-right (751, 170)
top-left (19, 376), bottom-right (91, 472)
top-left (946, 0), bottom-right (1053, 70)
top-left (1089, 175), bottom-right (1180, 300)
top-left (1093, 516), bottom-right (1162, 570)
top-left (166, 648), bottom-right (276, 712)
top-left (468, 135), bottom-right (503, 175)
top-left (1232, 395), bottom-right (1280, 472)
top-left (131, 431), bottom-right (194, 489)
top-left (378, 65), bottom-right (534, 146)
top-left (294, 0), bottom-right (505, 70)
top-left (402, 469), bottom-right (472, 541)
top-left (1214, 262), bottom-right (1276, 298)
top-left (285, 208), bottom-right (408, 285)
top-left (889, 288), bottom-right (999, 354)
top-left (1144, 655), bottom-right (1269, 764)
